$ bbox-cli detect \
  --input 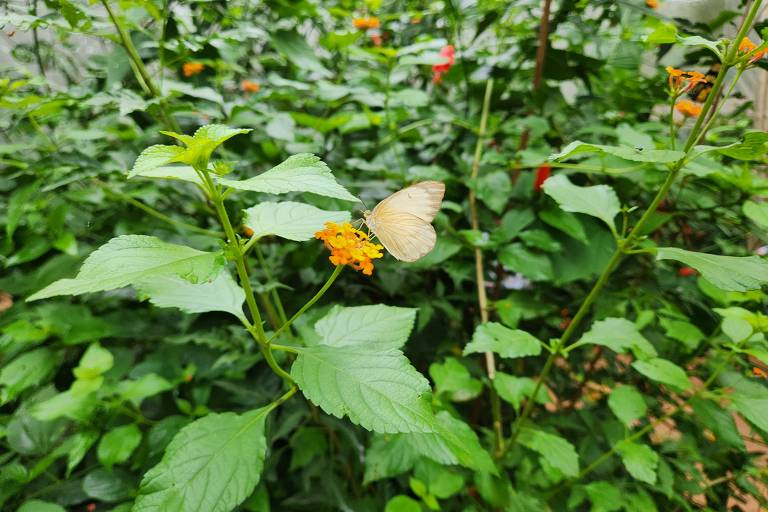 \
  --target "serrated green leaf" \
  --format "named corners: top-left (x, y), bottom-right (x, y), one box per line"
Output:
top-left (218, 154), bottom-right (358, 202)
top-left (572, 318), bottom-right (657, 357)
top-left (98, 424), bottom-right (142, 469)
top-left (464, 322), bottom-right (542, 359)
top-left (607, 385), bottom-right (647, 427)
top-left (133, 407), bottom-right (271, 512)
top-left (616, 441), bottom-right (658, 484)
top-left (494, 373), bottom-right (550, 411)
top-left (743, 200), bottom-right (768, 230)
top-left (291, 345), bottom-right (435, 433)
top-left (243, 201), bottom-right (350, 241)
top-left (314, 304), bottom-right (417, 349)
top-left (135, 272), bottom-right (246, 320)
top-left (550, 140), bottom-right (684, 163)
top-left (632, 358), bottom-right (691, 391)
top-left (542, 175), bottom-right (621, 232)
top-left (28, 235), bottom-right (225, 301)
top-left (429, 357), bottom-right (482, 402)
top-left (656, 247), bottom-right (768, 292)
top-left (129, 145), bottom-right (184, 178)
top-left (518, 427), bottom-right (579, 477)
